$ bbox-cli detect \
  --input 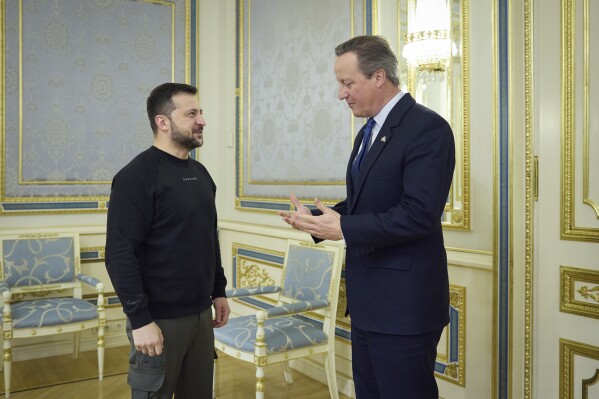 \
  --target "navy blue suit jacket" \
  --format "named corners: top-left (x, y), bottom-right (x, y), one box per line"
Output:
top-left (334, 93), bottom-right (455, 335)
